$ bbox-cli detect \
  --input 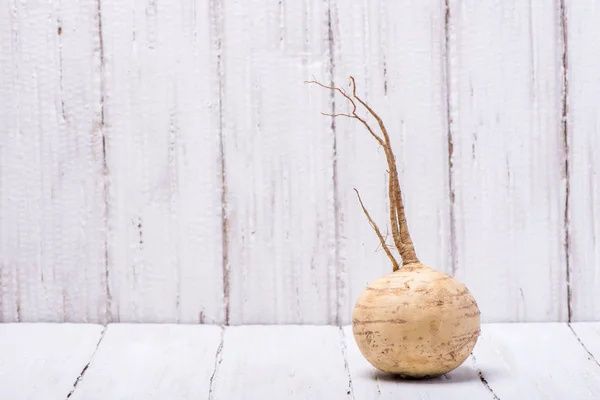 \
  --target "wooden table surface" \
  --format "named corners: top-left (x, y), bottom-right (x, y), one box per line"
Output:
top-left (0, 323), bottom-right (599, 399)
